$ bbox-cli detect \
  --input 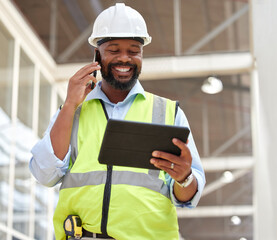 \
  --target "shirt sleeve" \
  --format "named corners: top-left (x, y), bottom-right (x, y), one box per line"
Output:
top-left (29, 109), bottom-right (71, 187)
top-left (168, 106), bottom-right (206, 208)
